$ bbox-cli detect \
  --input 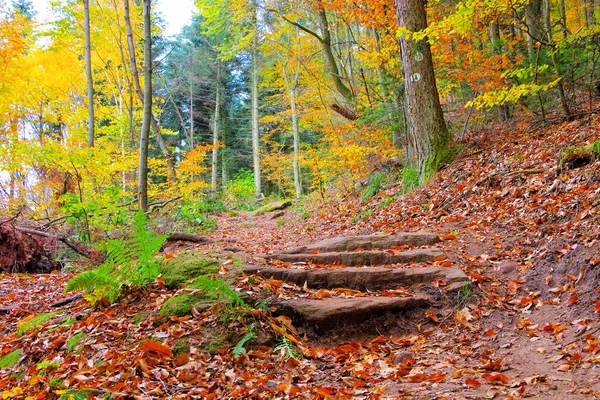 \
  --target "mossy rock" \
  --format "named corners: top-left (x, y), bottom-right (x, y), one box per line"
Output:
top-left (253, 200), bottom-right (292, 215)
top-left (0, 349), bottom-right (22, 368)
top-left (159, 251), bottom-right (220, 289)
top-left (559, 140), bottom-right (600, 171)
top-left (160, 291), bottom-right (214, 317)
